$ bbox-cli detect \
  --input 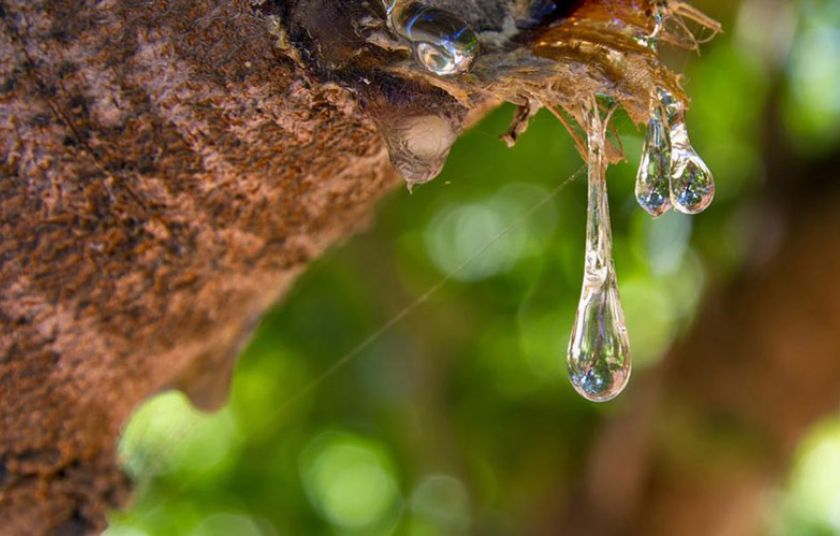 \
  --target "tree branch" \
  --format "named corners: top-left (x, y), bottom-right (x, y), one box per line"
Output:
top-left (0, 1), bottom-right (402, 531)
